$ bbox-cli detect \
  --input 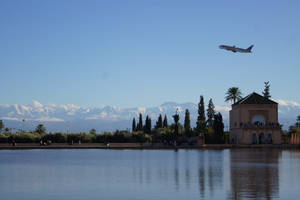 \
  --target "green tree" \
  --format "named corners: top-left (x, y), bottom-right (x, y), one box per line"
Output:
top-left (0, 120), bottom-right (4, 132)
top-left (289, 125), bottom-right (297, 134)
top-left (173, 110), bottom-right (180, 136)
top-left (163, 114), bottom-right (168, 128)
top-left (89, 128), bottom-right (96, 135)
top-left (262, 81), bottom-right (271, 99)
top-left (225, 87), bottom-right (243, 104)
top-left (213, 112), bottom-right (225, 143)
top-left (155, 114), bottom-right (163, 129)
top-left (144, 115), bottom-right (152, 134)
top-left (137, 113), bottom-right (143, 131)
top-left (184, 109), bottom-right (191, 136)
top-left (132, 118), bottom-right (136, 132)
top-left (196, 95), bottom-right (206, 132)
top-left (207, 98), bottom-right (215, 127)
top-left (198, 95), bottom-right (205, 121)
top-left (35, 124), bottom-right (46, 134)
